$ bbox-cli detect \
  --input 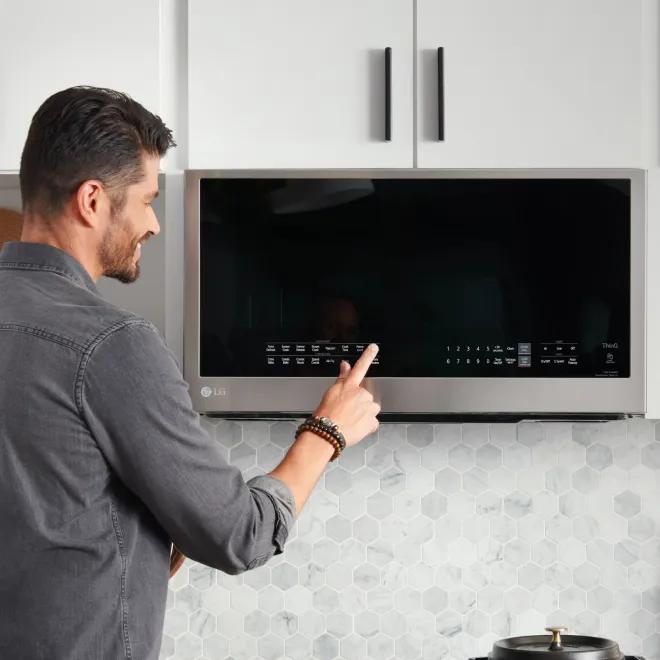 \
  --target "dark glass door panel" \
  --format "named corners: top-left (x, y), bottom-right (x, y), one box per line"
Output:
top-left (200, 178), bottom-right (630, 378)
